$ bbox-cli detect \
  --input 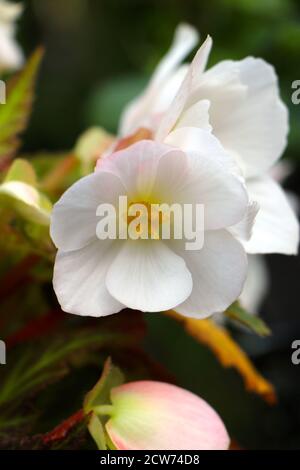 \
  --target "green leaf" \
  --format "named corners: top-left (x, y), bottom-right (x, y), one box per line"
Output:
top-left (84, 358), bottom-right (124, 451)
top-left (0, 312), bottom-right (145, 434)
top-left (0, 319), bottom-right (141, 419)
top-left (0, 48), bottom-right (44, 161)
top-left (86, 414), bottom-right (107, 450)
top-left (225, 302), bottom-right (271, 337)
top-left (84, 358), bottom-right (124, 413)
top-left (4, 158), bottom-right (37, 186)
